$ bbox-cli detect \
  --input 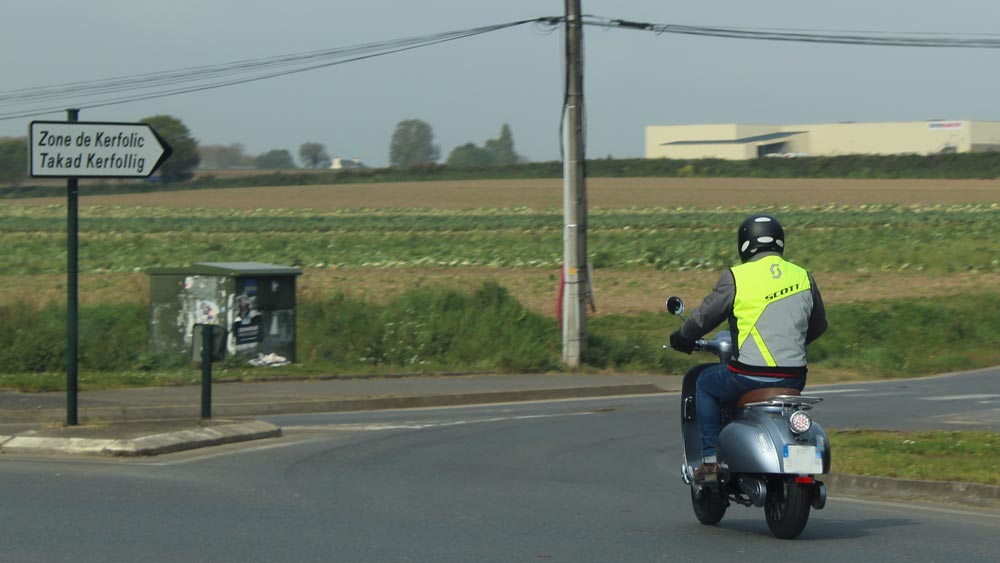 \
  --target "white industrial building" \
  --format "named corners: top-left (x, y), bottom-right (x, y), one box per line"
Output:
top-left (330, 157), bottom-right (365, 170)
top-left (645, 120), bottom-right (1000, 160)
